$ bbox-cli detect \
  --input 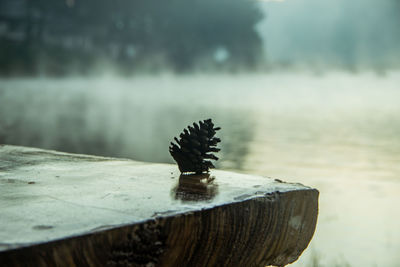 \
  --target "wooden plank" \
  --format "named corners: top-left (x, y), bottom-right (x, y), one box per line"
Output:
top-left (0, 145), bottom-right (319, 266)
